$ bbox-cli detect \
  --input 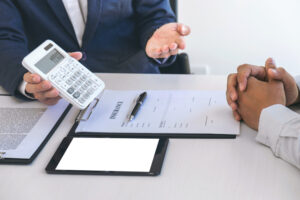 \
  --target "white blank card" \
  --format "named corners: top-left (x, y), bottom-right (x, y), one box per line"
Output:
top-left (56, 138), bottom-right (159, 172)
